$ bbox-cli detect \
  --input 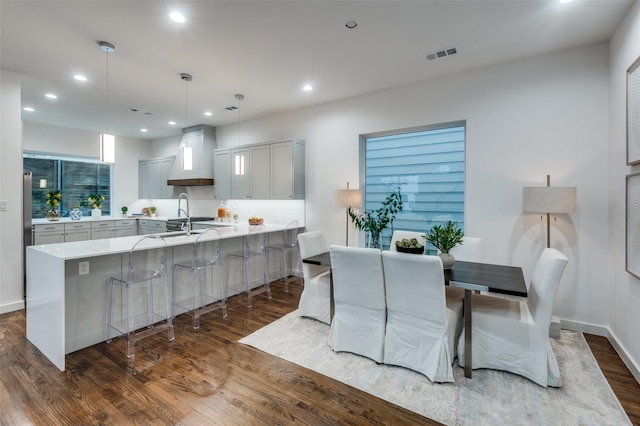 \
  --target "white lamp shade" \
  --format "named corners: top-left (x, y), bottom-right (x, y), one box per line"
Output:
top-left (334, 189), bottom-right (362, 208)
top-left (181, 146), bottom-right (193, 170)
top-left (100, 133), bottom-right (115, 163)
top-left (523, 186), bottom-right (576, 213)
